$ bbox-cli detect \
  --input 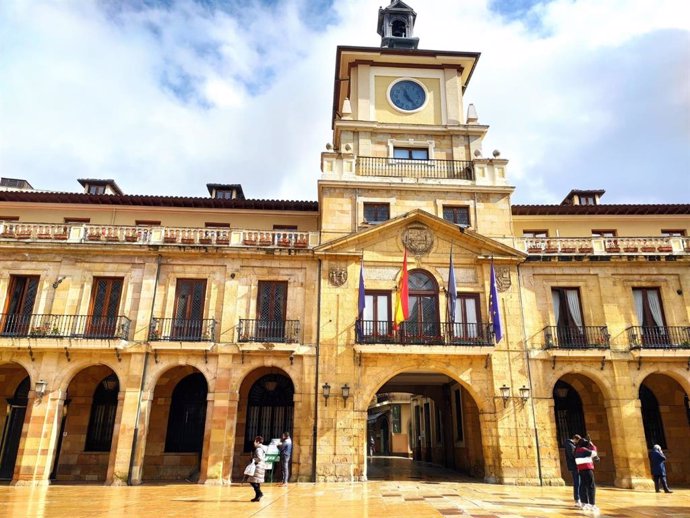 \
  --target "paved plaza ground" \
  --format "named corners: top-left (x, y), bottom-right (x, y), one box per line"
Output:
top-left (1, 458), bottom-right (688, 518)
